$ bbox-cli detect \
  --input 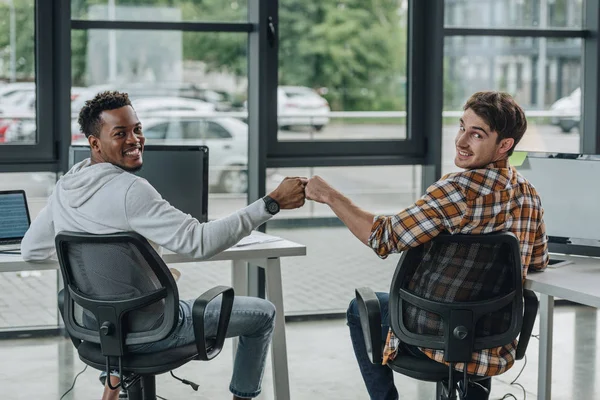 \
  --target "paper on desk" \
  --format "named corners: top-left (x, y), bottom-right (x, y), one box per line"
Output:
top-left (234, 235), bottom-right (283, 247)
